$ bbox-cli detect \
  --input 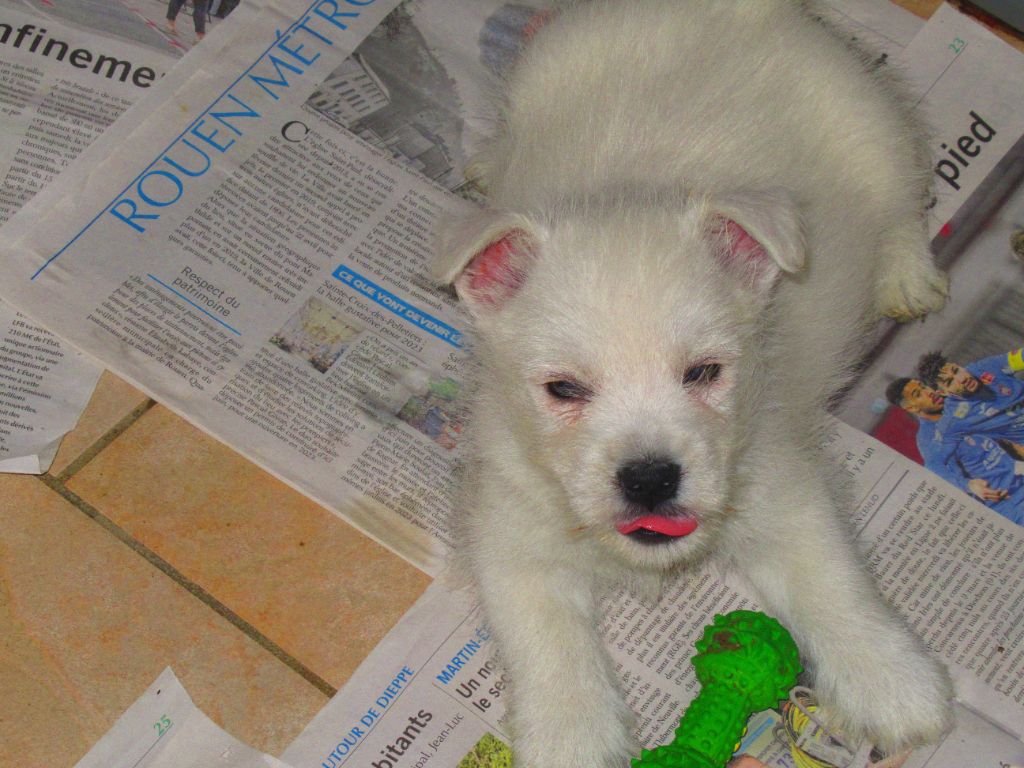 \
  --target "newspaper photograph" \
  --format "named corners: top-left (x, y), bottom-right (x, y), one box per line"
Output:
top-left (0, 3), bottom-right (175, 471)
top-left (303, 0), bottom-right (561, 197)
top-left (5, 0), bottom-right (241, 56)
